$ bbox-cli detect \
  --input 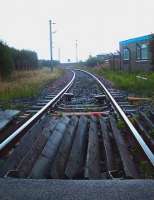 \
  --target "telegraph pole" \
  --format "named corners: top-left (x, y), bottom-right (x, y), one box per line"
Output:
top-left (75, 40), bottom-right (78, 63)
top-left (49, 20), bottom-right (53, 70)
top-left (58, 48), bottom-right (61, 63)
top-left (49, 19), bottom-right (56, 70)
